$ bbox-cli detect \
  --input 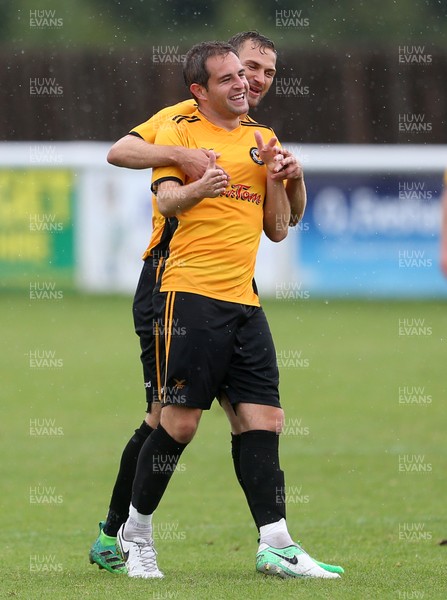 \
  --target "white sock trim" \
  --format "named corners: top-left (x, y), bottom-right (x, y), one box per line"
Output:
top-left (259, 518), bottom-right (287, 538)
top-left (259, 518), bottom-right (293, 548)
top-left (129, 504), bottom-right (152, 526)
